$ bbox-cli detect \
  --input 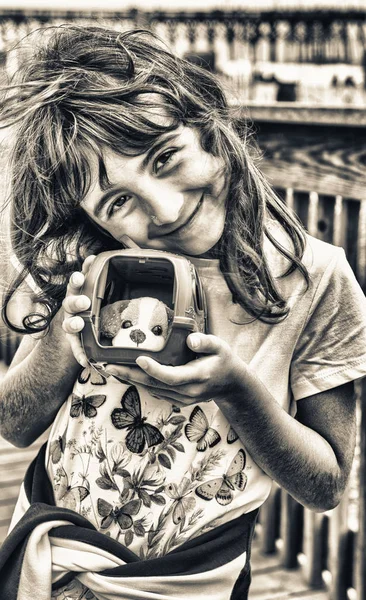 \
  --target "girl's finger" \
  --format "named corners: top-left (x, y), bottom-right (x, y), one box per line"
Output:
top-left (62, 294), bottom-right (91, 315)
top-left (148, 390), bottom-right (195, 405)
top-left (65, 333), bottom-right (88, 367)
top-left (67, 271), bottom-right (85, 294)
top-left (187, 333), bottom-right (227, 355)
top-left (134, 356), bottom-right (205, 386)
top-left (82, 254), bottom-right (96, 274)
top-left (62, 315), bottom-right (85, 334)
top-left (149, 394), bottom-right (189, 408)
top-left (105, 364), bottom-right (172, 389)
